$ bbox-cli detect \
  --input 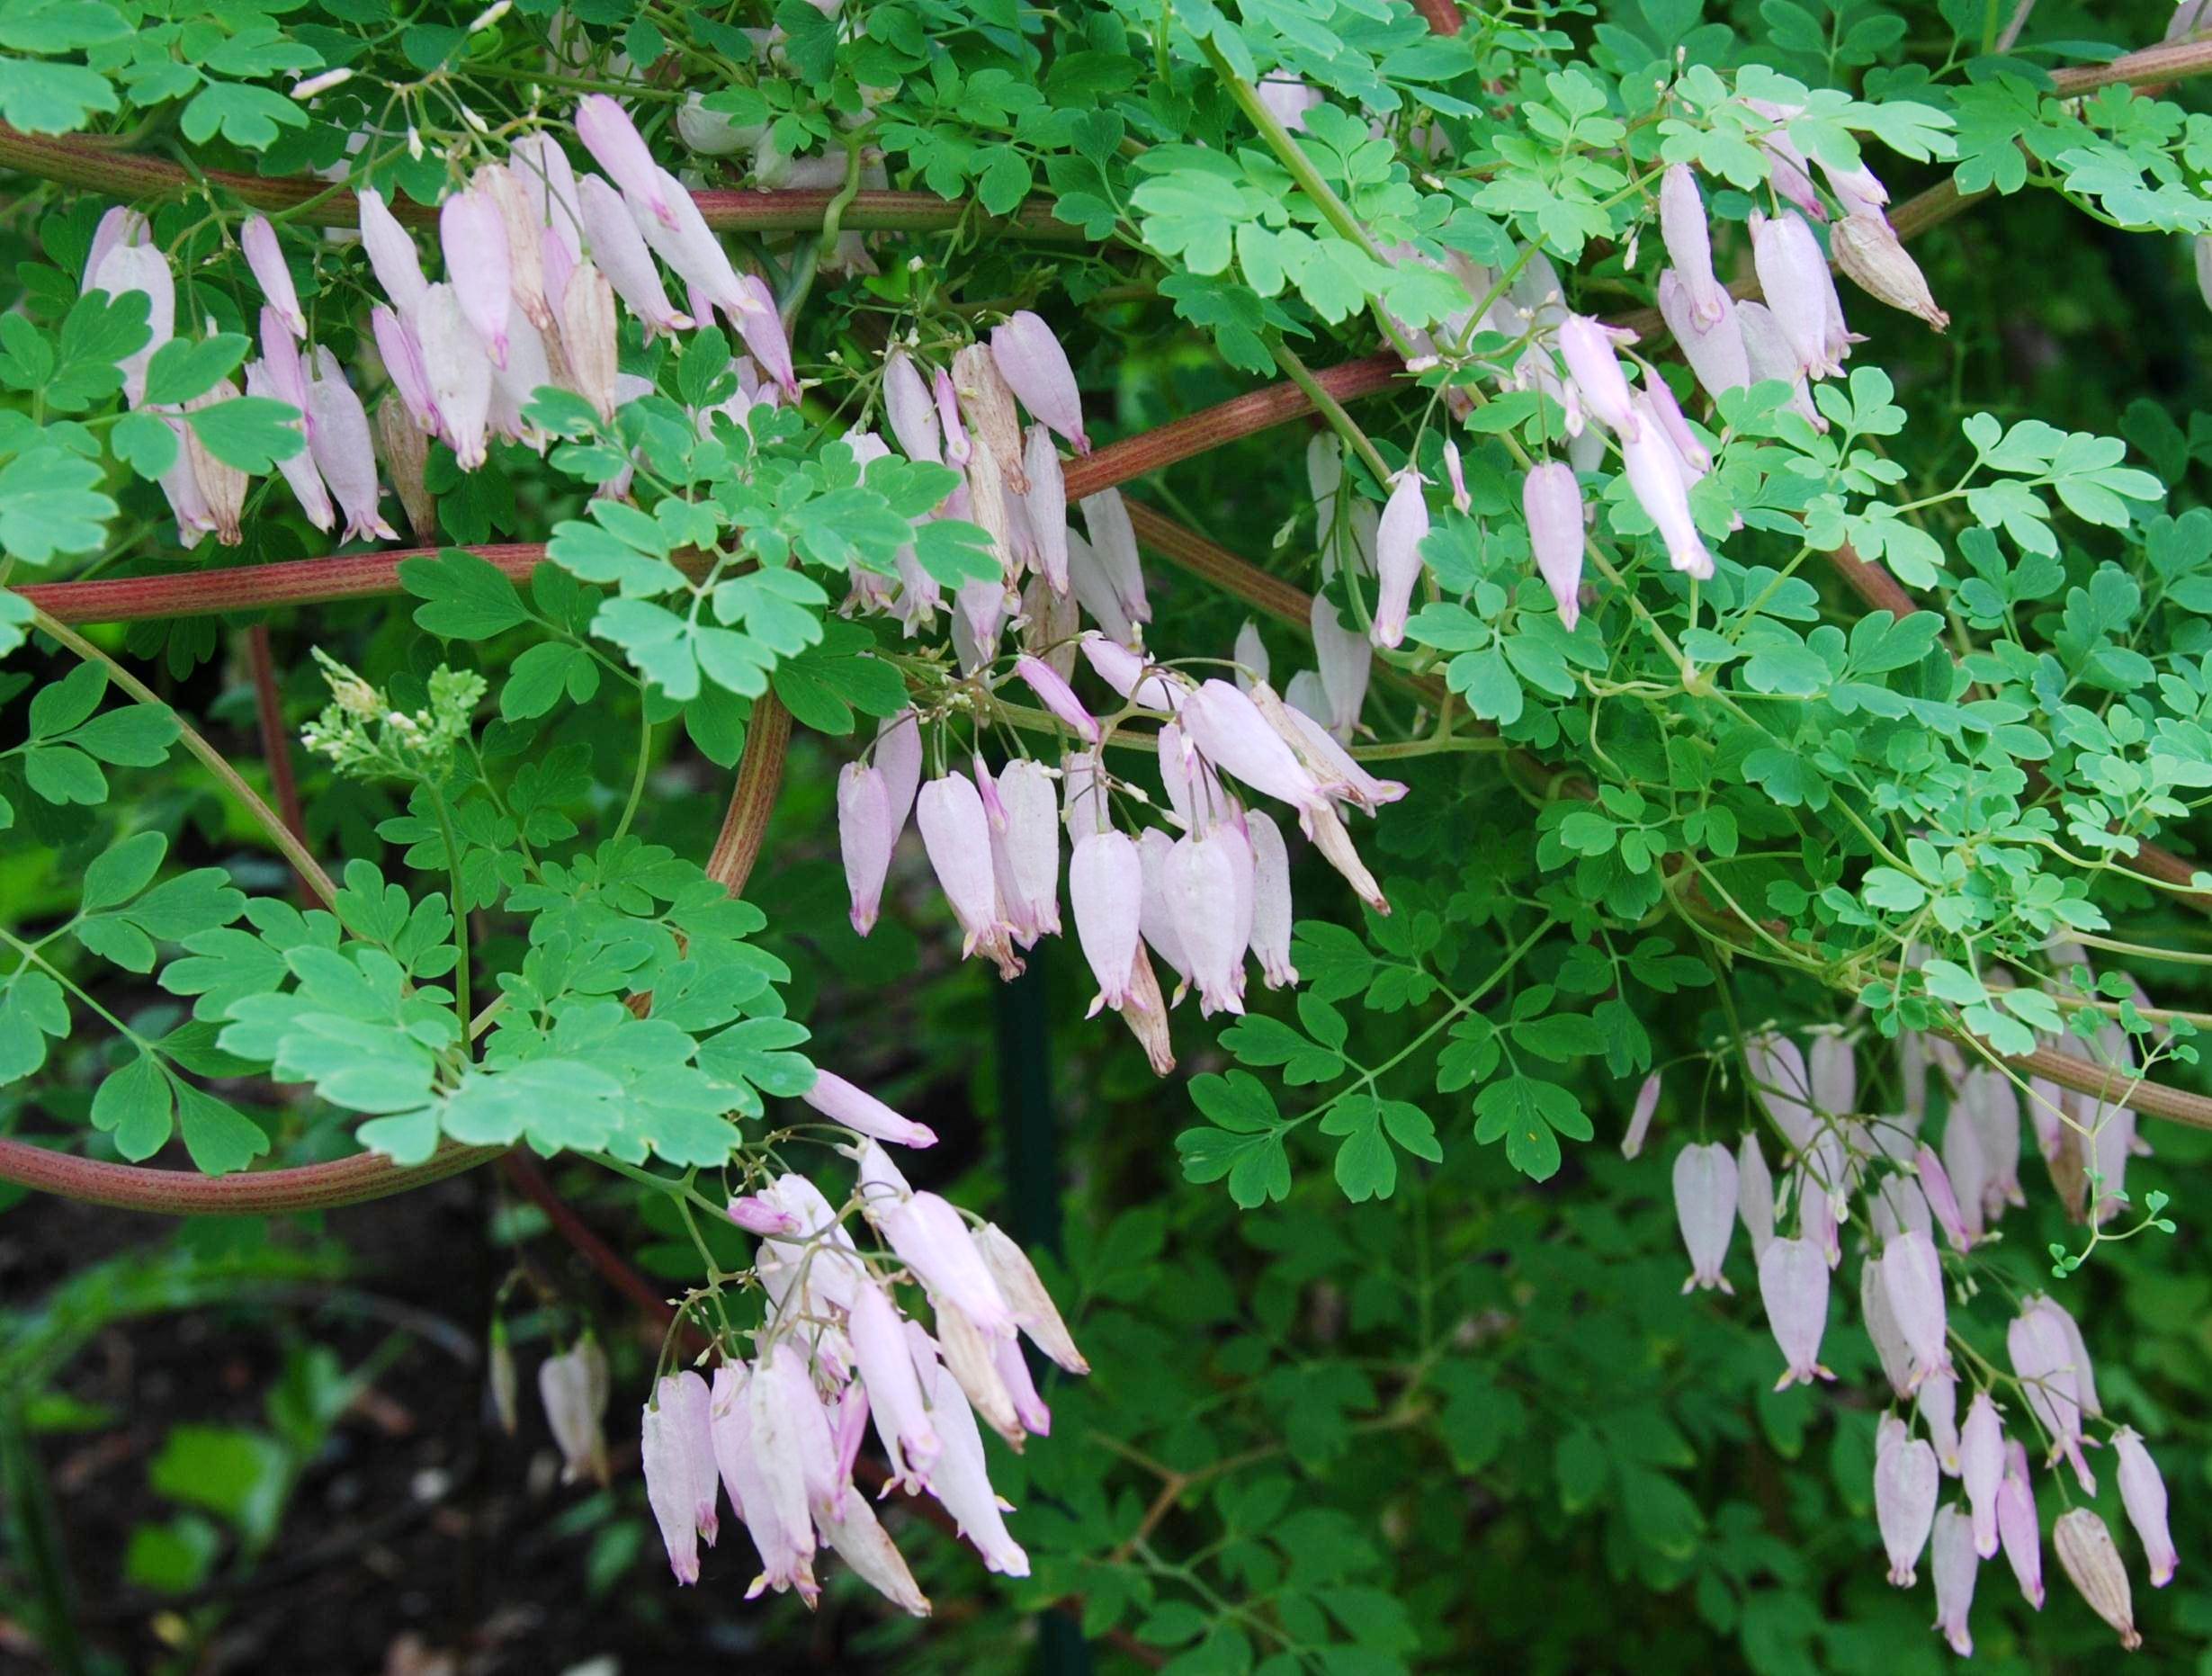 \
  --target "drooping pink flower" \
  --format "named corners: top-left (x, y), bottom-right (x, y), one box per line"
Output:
top-left (1137, 827), bottom-right (1192, 994)
top-left (416, 283), bottom-right (493, 470)
top-left (849, 1279), bottom-right (942, 1489)
top-left (1875, 1418), bottom-right (1939, 1585)
top-left (93, 242), bottom-right (173, 408)
top-left (1180, 680), bottom-right (1327, 816)
top-left (993, 1331), bottom-right (1052, 1435)
top-left (838, 761), bottom-right (895, 935)
top-left (356, 189), bottom-right (428, 313)
top-left (908, 1328), bottom-right (1029, 1575)
top-left (303, 351), bottom-right (397, 543)
top-left (1735, 298), bottom-right (1826, 431)
top-left (370, 304), bottom-right (439, 435)
top-left (2053, 1508), bottom-right (2140, 1650)
top-left (1080, 633), bottom-right (1184, 712)
top-left (990, 759), bottom-right (1061, 946)
top-left (1919, 1370), bottom-right (1960, 1476)
top-left (883, 349), bottom-right (941, 463)
top-left (82, 206), bottom-right (146, 296)
top-left (1522, 461), bottom-right (1585, 631)
top-left (1558, 314), bottom-right (1641, 437)
top-left (576, 94), bottom-right (679, 228)
top-left (1246, 809), bottom-right (1297, 990)
top-left (1168, 830), bottom-right (1249, 1017)
top-left (1997, 1441), bottom-right (2044, 1609)
top-left (990, 310), bottom-right (1089, 453)
top-left (1751, 209), bottom-right (1853, 381)
top-left (242, 356), bottom-right (335, 533)
top-left (1958, 1392), bottom-right (2004, 1556)
top-left (1878, 1229), bottom-right (1950, 1386)
top-left (539, 1339), bottom-right (610, 1485)
top-left (1914, 1142), bottom-right (1973, 1252)
top-left (916, 772), bottom-right (1013, 970)
top-left (1078, 488), bottom-right (1150, 624)
top-left (2031, 1293), bottom-right (2101, 1417)
top-left (1621, 422), bottom-right (1715, 579)
top-left (1014, 654), bottom-right (1099, 743)
top-left (641, 1370), bottom-right (719, 1584)
top-left (1861, 1258), bottom-right (1915, 1397)
top-left (1758, 1237), bottom-right (1831, 1389)
top-left (726, 1194), bottom-right (802, 1235)
top-left (743, 1347), bottom-right (826, 1601)
top-left (2009, 1304), bottom-right (2094, 1492)
top-left (1369, 470), bottom-right (1428, 650)
top-left (1745, 1035), bottom-right (1815, 1148)
top-left (240, 214), bottom-right (304, 338)
top-left (439, 188), bottom-right (512, 369)
top-left (1659, 165), bottom-right (1726, 327)
top-left (508, 132), bottom-right (584, 260)
top-left (2114, 1429), bottom-right (2175, 1587)
top-left (575, 174), bottom-right (692, 338)
top-left (1309, 594), bottom-right (1371, 738)
top-left (802, 1070), bottom-right (937, 1148)
top-left (1931, 1503), bottom-right (1978, 1654)
top-left (1620, 1076), bottom-right (1661, 1160)
top-left (1658, 271), bottom-right (1750, 399)
top-left (1264, 694), bottom-right (1407, 811)
top-left (1673, 1142), bottom-right (1738, 1294)
top-left (1737, 1133), bottom-right (1775, 1257)
top-left (1642, 367), bottom-right (1712, 476)
top-left (875, 711), bottom-right (922, 836)
top-left (973, 1221), bottom-right (1088, 1376)
top-left (855, 1147), bottom-right (1018, 1338)
top-left (1070, 830), bottom-right (1142, 1015)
